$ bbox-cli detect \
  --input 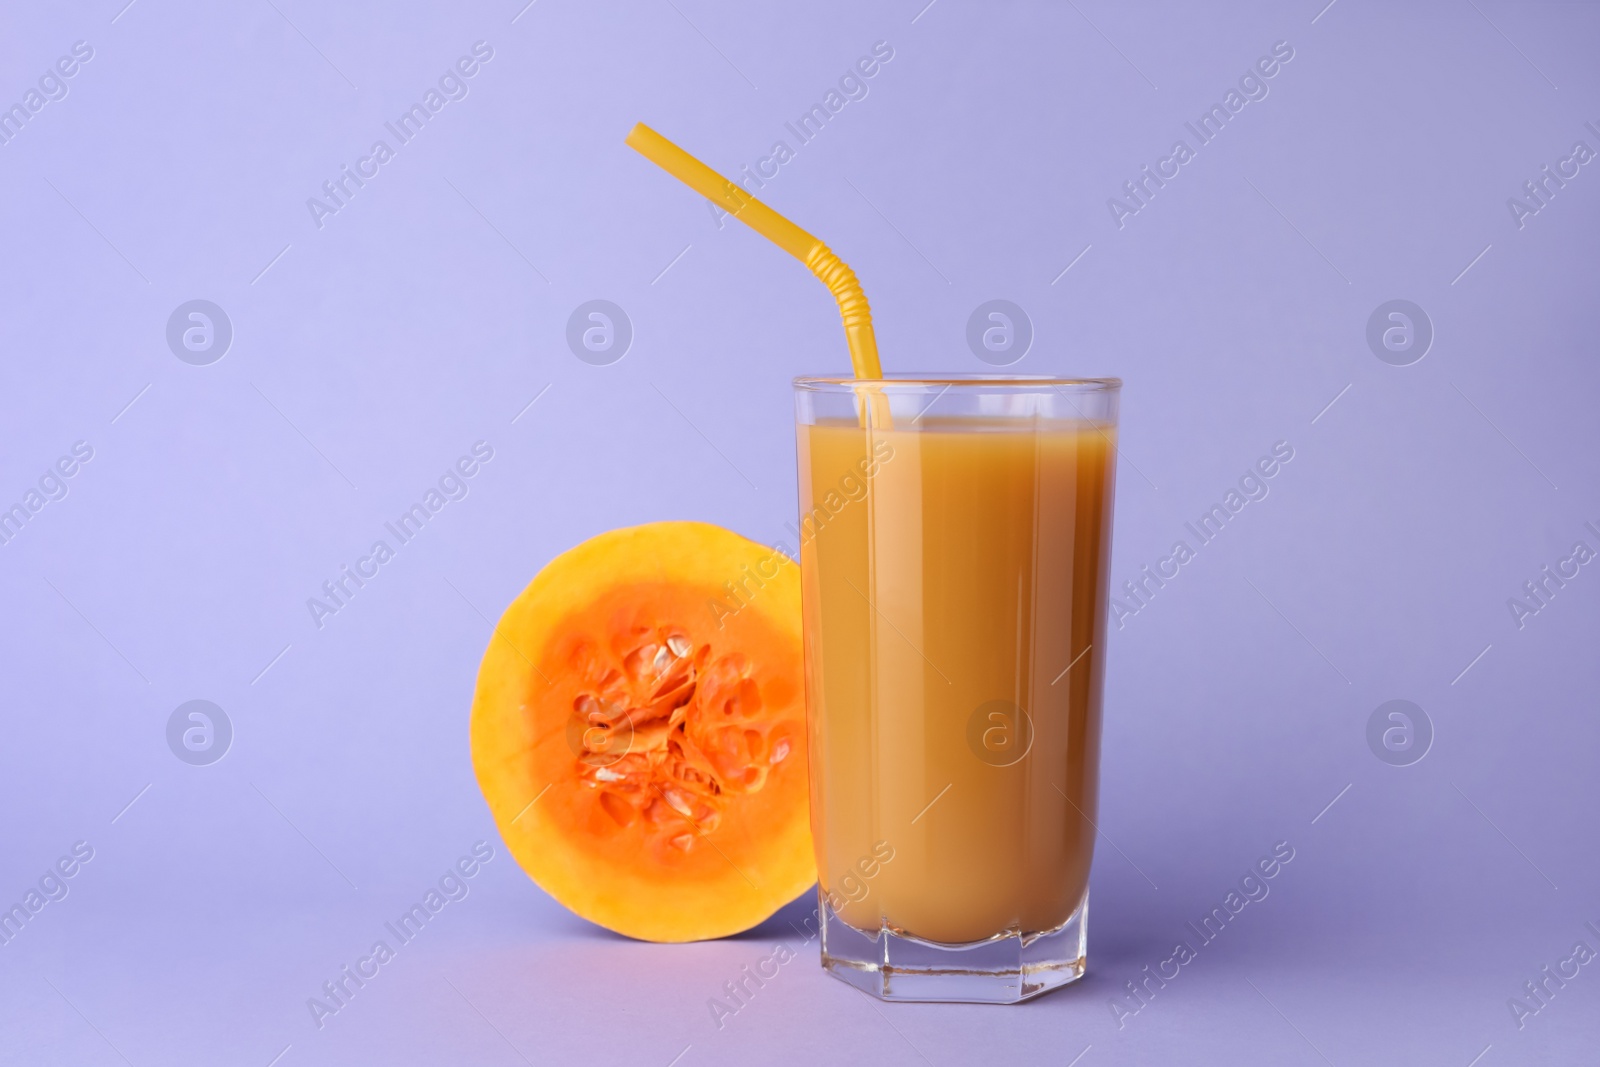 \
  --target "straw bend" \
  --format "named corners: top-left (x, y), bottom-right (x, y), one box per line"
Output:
top-left (625, 122), bottom-right (882, 380)
top-left (804, 244), bottom-right (880, 379)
